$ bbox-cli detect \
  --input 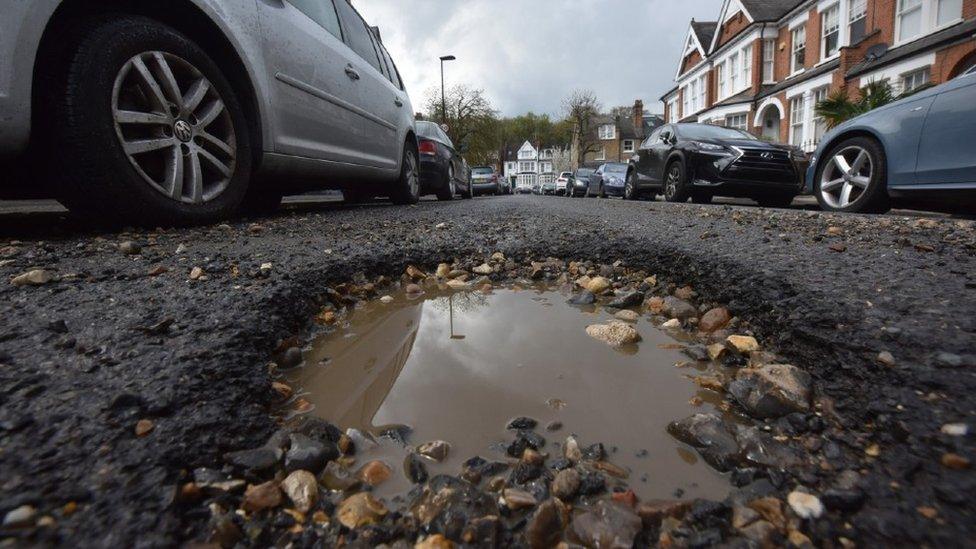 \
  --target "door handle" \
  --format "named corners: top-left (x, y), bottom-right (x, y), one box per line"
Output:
top-left (344, 65), bottom-right (360, 80)
top-left (394, 97), bottom-right (403, 107)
